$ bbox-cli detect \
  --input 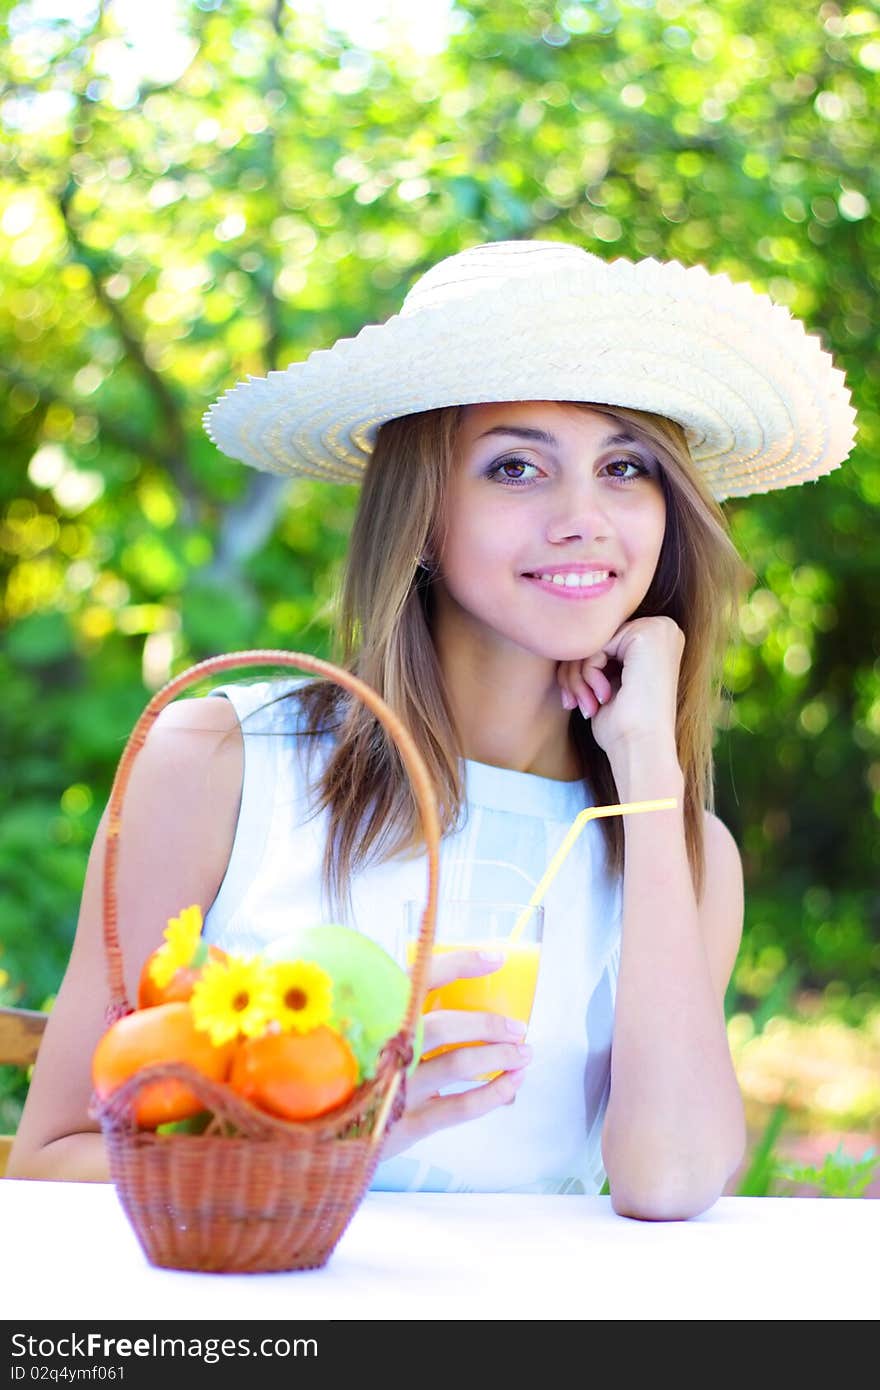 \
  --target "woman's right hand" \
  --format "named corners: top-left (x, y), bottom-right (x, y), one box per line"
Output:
top-left (377, 950), bottom-right (532, 1163)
